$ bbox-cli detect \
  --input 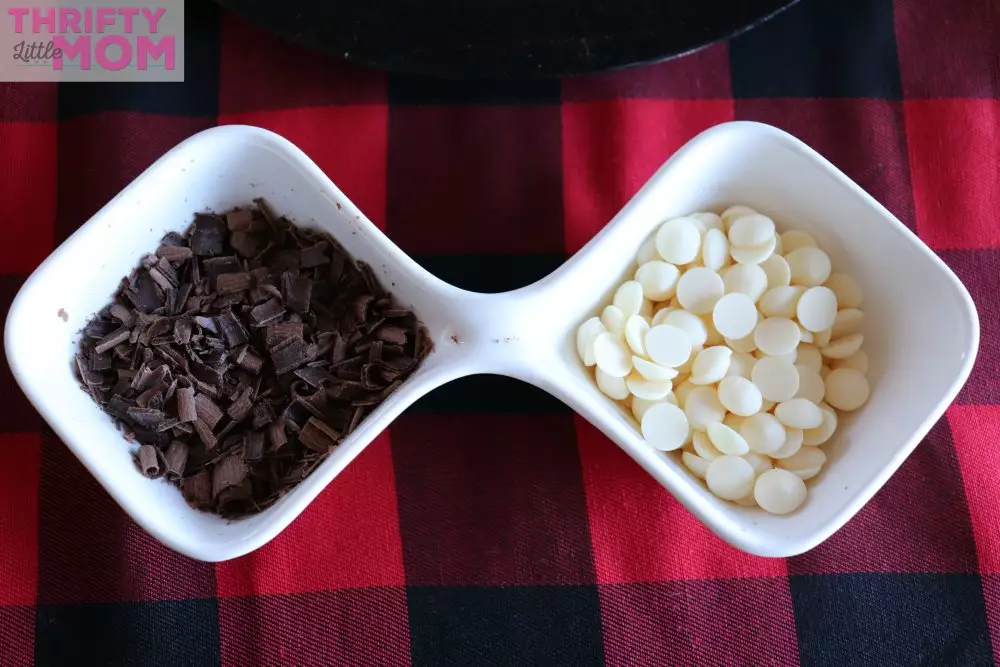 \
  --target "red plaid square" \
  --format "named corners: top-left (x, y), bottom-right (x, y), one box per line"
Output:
top-left (980, 575), bottom-right (1000, 665)
top-left (563, 43), bottom-right (732, 101)
top-left (0, 605), bottom-right (34, 667)
top-left (218, 106), bottom-right (390, 228)
top-left (216, 436), bottom-right (405, 597)
top-left (386, 105), bottom-right (564, 254)
top-left (391, 413), bottom-right (595, 586)
top-left (0, 433), bottom-right (39, 606)
top-left (219, 14), bottom-right (386, 114)
top-left (599, 579), bottom-right (799, 666)
top-left (905, 99), bottom-right (1000, 250)
top-left (790, 418), bottom-right (977, 574)
top-left (219, 587), bottom-right (411, 667)
top-left (895, 0), bottom-right (1000, 97)
top-left (37, 430), bottom-right (216, 604)
top-left (949, 405), bottom-right (1000, 574)
top-left (562, 99), bottom-right (734, 254)
top-left (575, 418), bottom-right (786, 583)
top-left (736, 98), bottom-right (915, 229)
top-left (0, 121), bottom-right (56, 275)
top-left (55, 113), bottom-right (215, 243)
